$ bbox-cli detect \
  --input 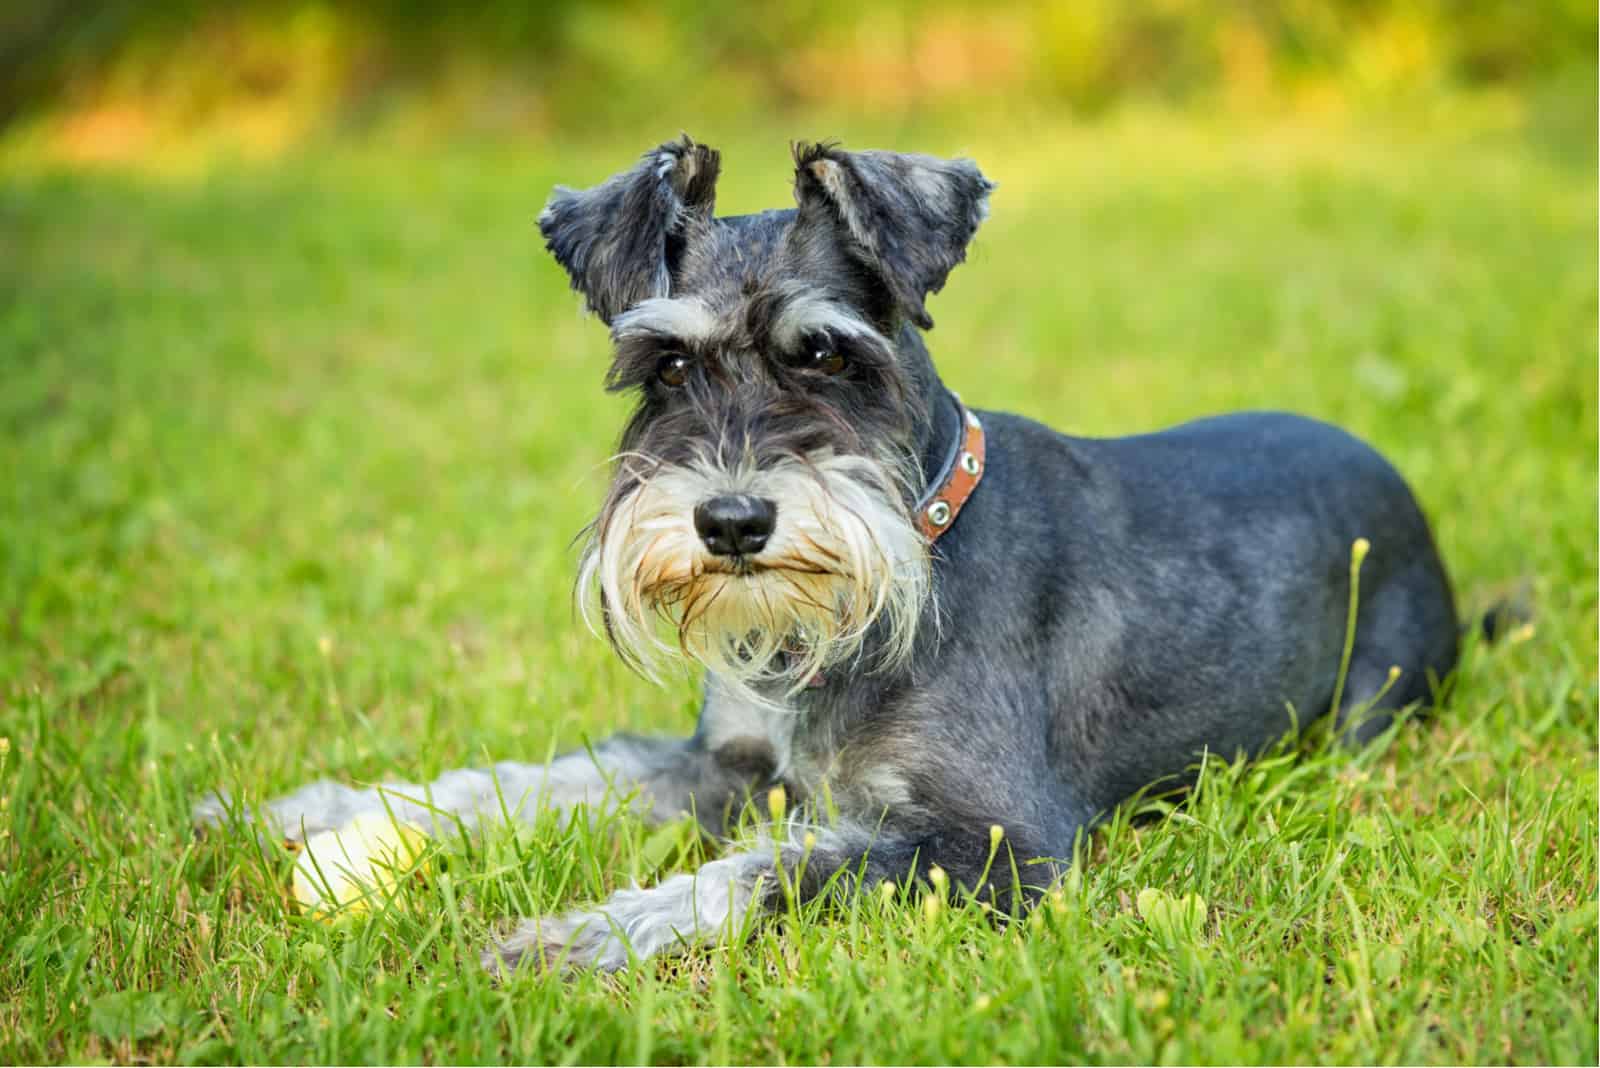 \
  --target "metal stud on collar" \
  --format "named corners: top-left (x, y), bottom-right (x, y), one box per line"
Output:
top-left (913, 391), bottom-right (986, 542)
